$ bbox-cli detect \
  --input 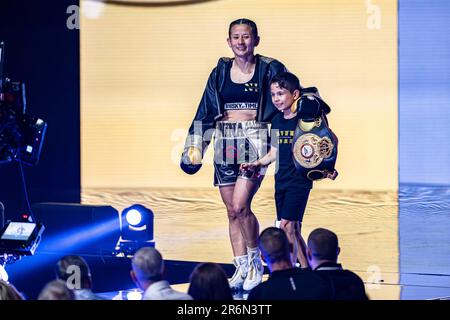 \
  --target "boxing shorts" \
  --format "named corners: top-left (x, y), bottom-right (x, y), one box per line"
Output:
top-left (292, 91), bottom-right (338, 181)
top-left (213, 120), bottom-right (269, 186)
